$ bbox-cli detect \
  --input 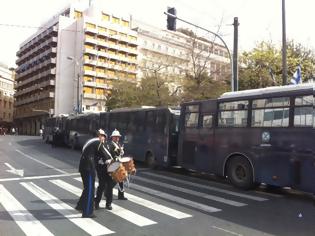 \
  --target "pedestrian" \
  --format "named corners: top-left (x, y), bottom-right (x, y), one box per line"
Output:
top-left (51, 127), bottom-right (59, 147)
top-left (39, 128), bottom-right (43, 137)
top-left (109, 129), bottom-right (128, 200)
top-left (75, 133), bottom-right (100, 218)
top-left (94, 129), bottom-right (116, 210)
top-left (11, 127), bottom-right (15, 135)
